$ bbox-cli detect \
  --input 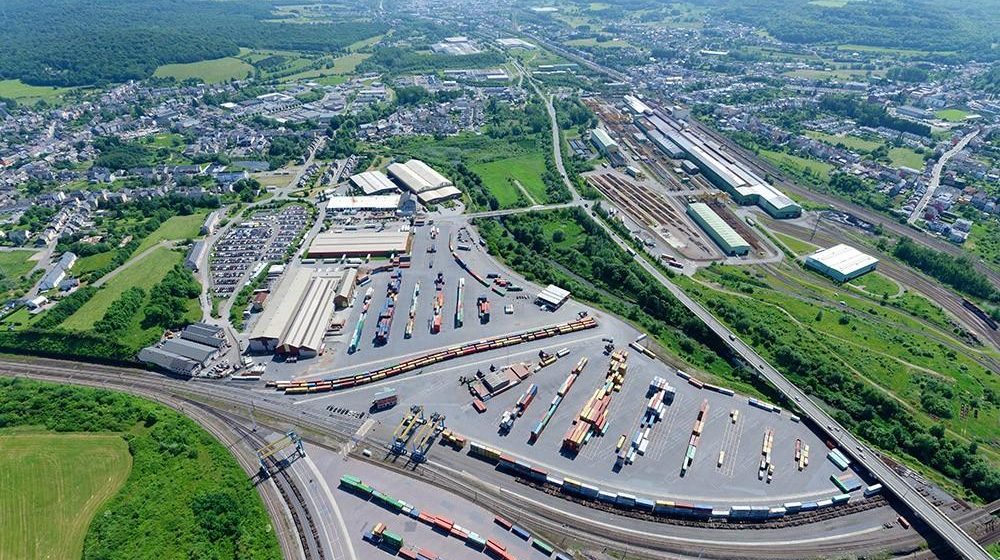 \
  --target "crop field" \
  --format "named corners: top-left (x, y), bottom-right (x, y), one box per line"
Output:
top-left (0, 79), bottom-right (76, 105)
top-left (280, 53), bottom-right (371, 83)
top-left (134, 211), bottom-right (208, 255)
top-left (61, 246), bottom-right (182, 332)
top-left (0, 433), bottom-right (131, 560)
top-left (888, 147), bottom-right (925, 170)
top-left (804, 130), bottom-right (882, 153)
top-left (153, 57), bottom-right (253, 83)
top-left (470, 153), bottom-right (548, 207)
top-left (565, 37), bottom-right (631, 48)
top-left (0, 250), bottom-right (39, 282)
